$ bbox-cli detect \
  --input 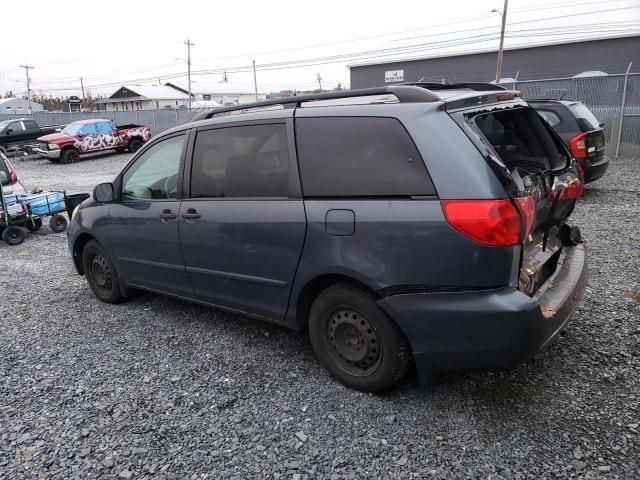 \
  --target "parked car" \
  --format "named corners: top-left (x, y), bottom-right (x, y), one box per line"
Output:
top-left (0, 118), bottom-right (63, 155)
top-left (0, 151), bottom-right (26, 195)
top-left (67, 84), bottom-right (587, 392)
top-left (35, 119), bottom-right (151, 163)
top-left (529, 100), bottom-right (608, 183)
